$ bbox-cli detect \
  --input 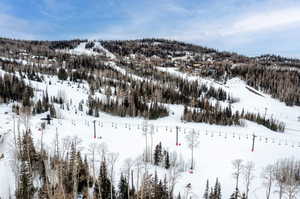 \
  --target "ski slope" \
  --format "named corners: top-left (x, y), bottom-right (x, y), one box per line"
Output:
top-left (0, 74), bottom-right (299, 198)
top-left (0, 43), bottom-right (299, 198)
